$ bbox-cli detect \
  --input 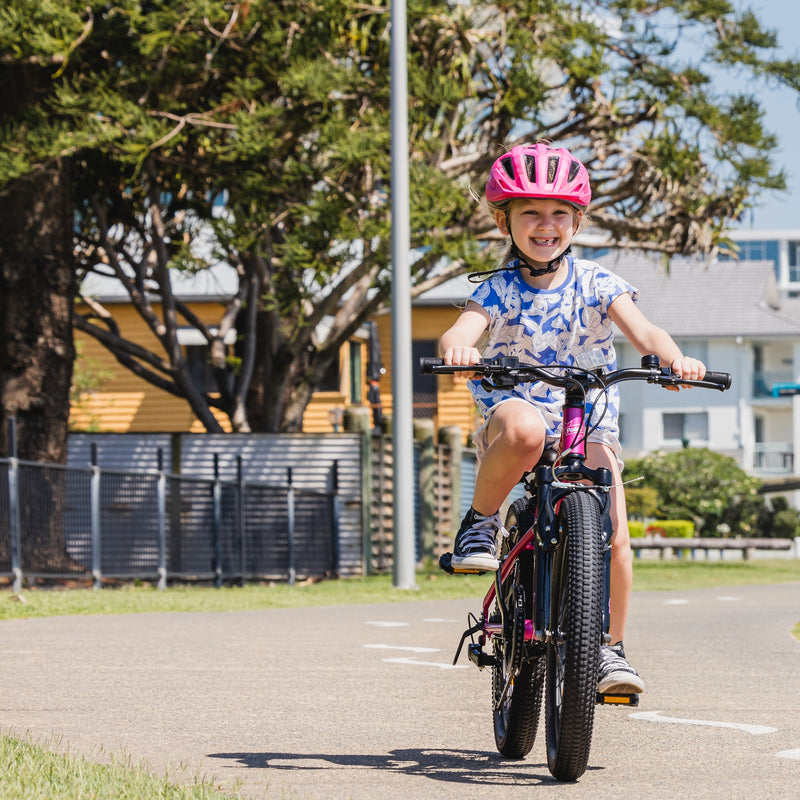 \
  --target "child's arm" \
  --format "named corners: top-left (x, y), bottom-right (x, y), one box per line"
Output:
top-left (608, 293), bottom-right (705, 383)
top-left (440, 301), bottom-right (491, 366)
